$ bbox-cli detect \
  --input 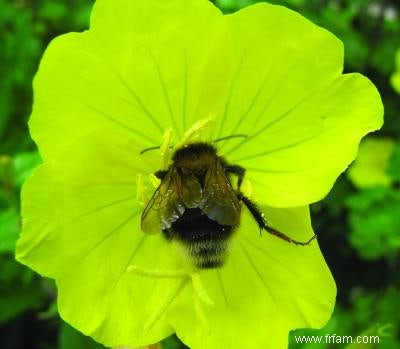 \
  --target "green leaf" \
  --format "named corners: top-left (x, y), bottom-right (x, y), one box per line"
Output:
top-left (0, 256), bottom-right (43, 324)
top-left (0, 209), bottom-right (20, 253)
top-left (346, 188), bottom-right (400, 260)
top-left (12, 151), bottom-right (42, 188)
top-left (162, 335), bottom-right (187, 349)
top-left (391, 49), bottom-right (400, 94)
top-left (0, 155), bottom-right (13, 192)
top-left (347, 137), bottom-right (395, 189)
top-left (387, 141), bottom-right (400, 181)
top-left (58, 322), bottom-right (105, 349)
